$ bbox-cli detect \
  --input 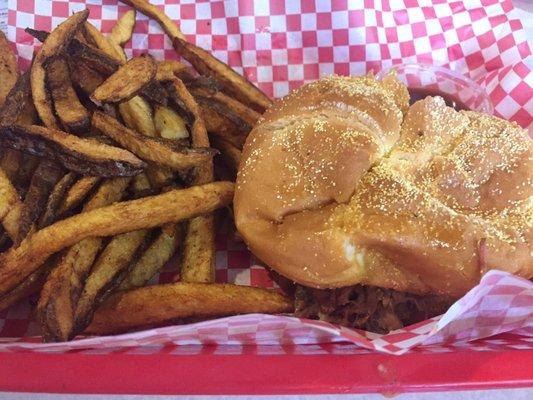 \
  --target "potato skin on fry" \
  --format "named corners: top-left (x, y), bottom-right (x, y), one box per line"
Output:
top-left (0, 181), bottom-right (234, 295)
top-left (46, 57), bottom-right (90, 134)
top-left (109, 10), bottom-right (136, 46)
top-left (92, 111), bottom-right (214, 171)
top-left (91, 55), bottom-right (156, 104)
top-left (0, 124), bottom-right (145, 177)
top-left (31, 10), bottom-right (89, 129)
top-left (86, 282), bottom-right (293, 335)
